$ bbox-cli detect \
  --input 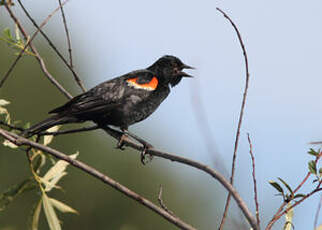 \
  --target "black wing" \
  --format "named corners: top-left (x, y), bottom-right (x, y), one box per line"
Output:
top-left (49, 69), bottom-right (156, 117)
